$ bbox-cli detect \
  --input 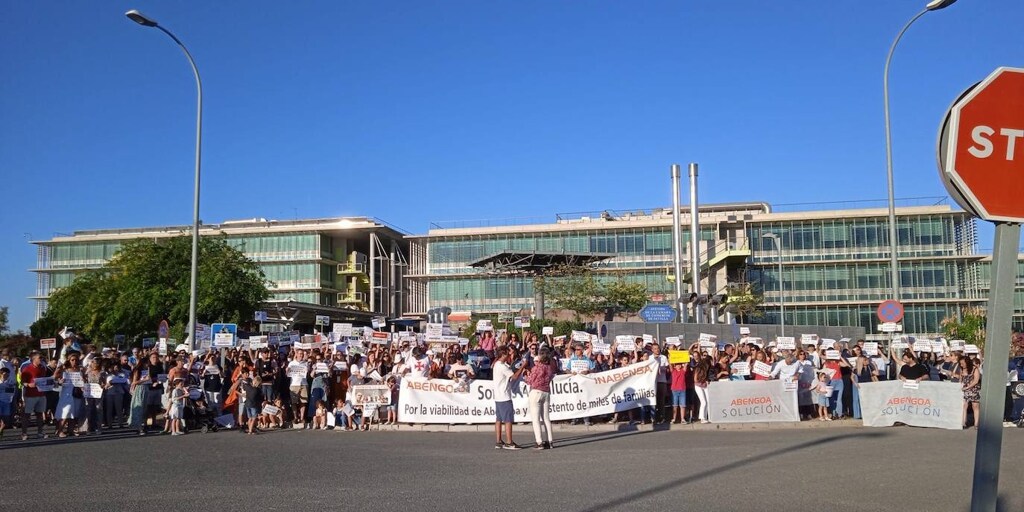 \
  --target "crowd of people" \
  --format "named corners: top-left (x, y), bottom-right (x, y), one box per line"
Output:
top-left (1, 330), bottom-right (1021, 444)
